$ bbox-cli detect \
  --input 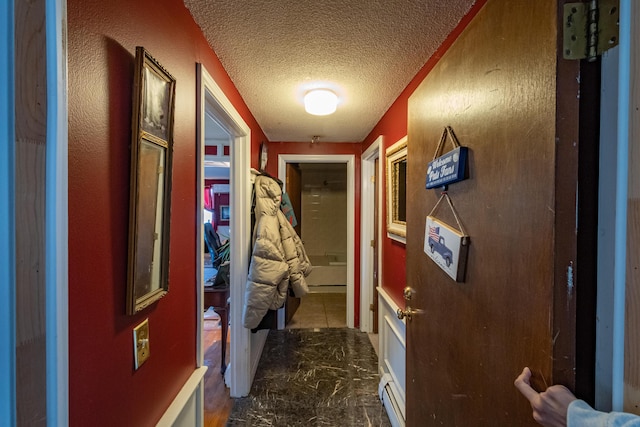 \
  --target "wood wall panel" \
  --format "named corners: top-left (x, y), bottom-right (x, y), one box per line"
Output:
top-left (625, 0), bottom-right (640, 414)
top-left (15, 0), bottom-right (47, 424)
